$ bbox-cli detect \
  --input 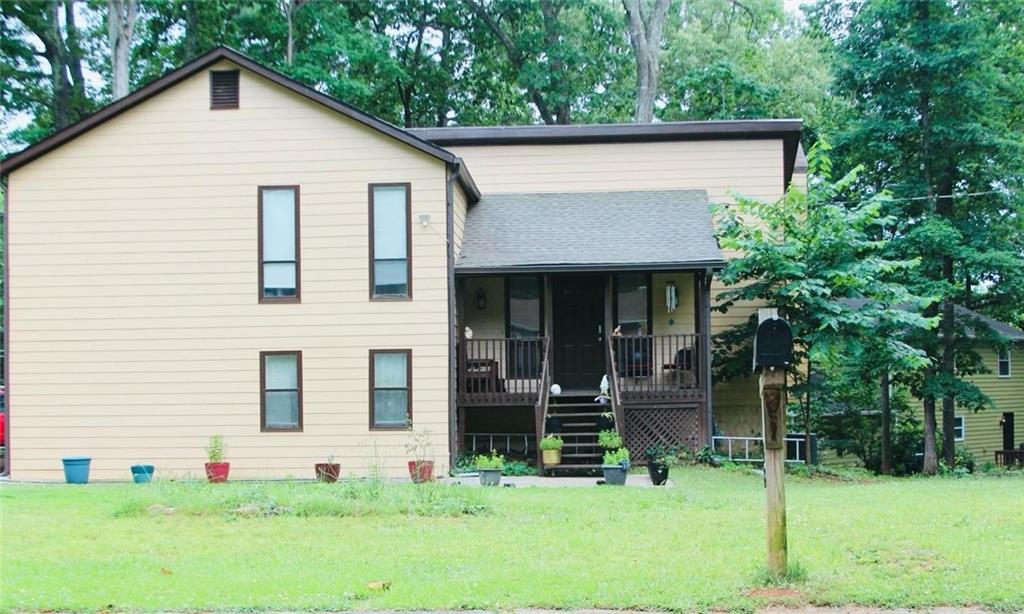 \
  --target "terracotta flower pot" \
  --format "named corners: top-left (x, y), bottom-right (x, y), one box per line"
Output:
top-left (407, 460), bottom-right (434, 483)
top-left (542, 448), bottom-right (562, 465)
top-left (205, 462), bottom-right (230, 483)
top-left (315, 463), bottom-right (341, 482)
